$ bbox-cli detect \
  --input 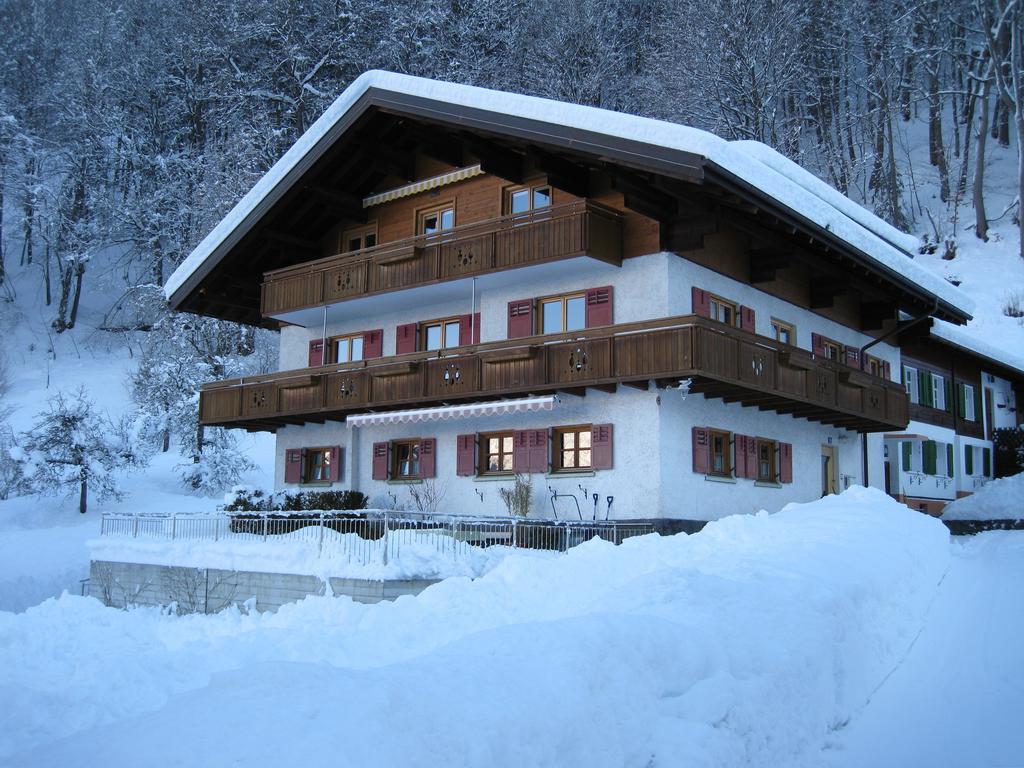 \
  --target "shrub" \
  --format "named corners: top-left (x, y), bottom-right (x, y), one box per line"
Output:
top-left (499, 474), bottom-right (533, 517)
top-left (993, 427), bottom-right (1024, 478)
top-left (1002, 292), bottom-right (1024, 319)
top-left (222, 488), bottom-right (368, 512)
